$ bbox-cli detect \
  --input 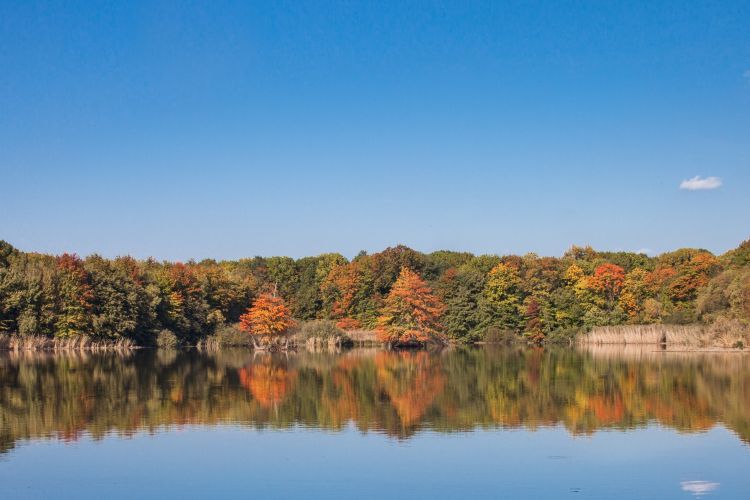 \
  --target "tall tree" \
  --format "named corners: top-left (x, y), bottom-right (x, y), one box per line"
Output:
top-left (523, 296), bottom-right (545, 343)
top-left (439, 268), bottom-right (484, 342)
top-left (54, 254), bottom-right (94, 338)
top-left (589, 263), bottom-right (625, 308)
top-left (479, 263), bottom-right (523, 332)
top-left (375, 267), bottom-right (446, 347)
